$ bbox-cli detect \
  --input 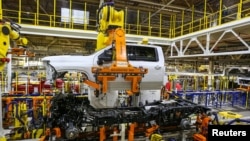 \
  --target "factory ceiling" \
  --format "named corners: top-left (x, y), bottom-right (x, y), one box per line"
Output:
top-left (3, 0), bottom-right (250, 67)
